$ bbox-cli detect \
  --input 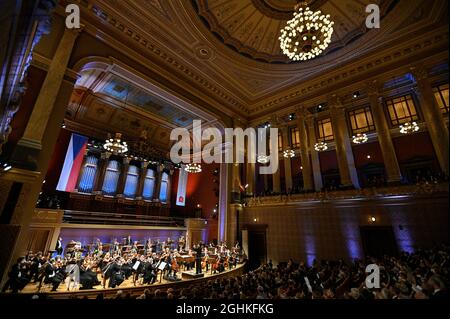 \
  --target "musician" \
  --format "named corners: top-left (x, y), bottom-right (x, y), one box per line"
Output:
top-left (108, 257), bottom-right (125, 288)
top-left (170, 249), bottom-right (181, 278)
top-left (178, 235), bottom-right (186, 251)
top-left (202, 247), bottom-right (209, 272)
top-left (79, 257), bottom-right (100, 289)
top-left (29, 252), bottom-right (44, 283)
top-left (65, 258), bottom-right (80, 291)
top-left (42, 258), bottom-right (66, 291)
top-left (142, 257), bottom-right (157, 285)
top-left (1, 257), bottom-right (30, 293)
top-left (126, 235), bottom-right (132, 246)
top-left (55, 237), bottom-right (63, 255)
top-left (112, 239), bottom-right (121, 255)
